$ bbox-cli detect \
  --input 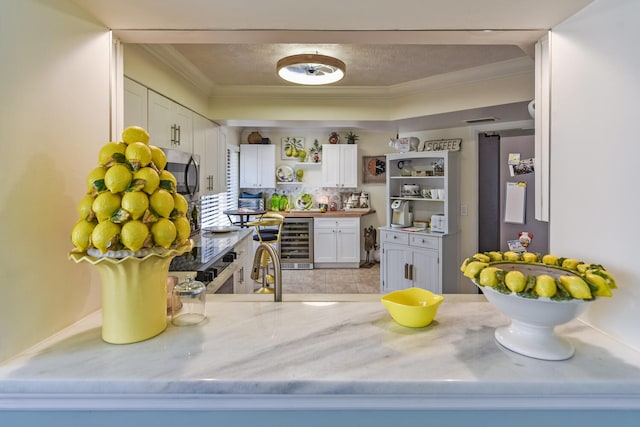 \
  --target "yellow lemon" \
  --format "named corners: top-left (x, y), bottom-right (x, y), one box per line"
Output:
top-left (77, 194), bottom-right (96, 221)
top-left (487, 251), bottom-right (503, 261)
top-left (151, 218), bottom-right (176, 248)
top-left (558, 275), bottom-right (592, 299)
top-left (478, 266), bottom-right (502, 287)
top-left (150, 189), bottom-right (175, 218)
top-left (521, 252), bottom-right (538, 263)
top-left (503, 251), bottom-right (521, 261)
top-left (120, 220), bottom-right (150, 252)
top-left (86, 166), bottom-right (106, 193)
top-left (173, 193), bottom-right (188, 216)
top-left (125, 141), bottom-right (152, 170)
top-left (91, 220), bottom-right (121, 254)
top-left (561, 258), bottom-right (580, 271)
top-left (122, 126), bottom-right (150, 145)
top-left (534, 274), bottom-right (557, 298)
top-left (92, 192), bottom-right (121, 222)
top-left (98, 141), bottom-right (126, 166)
top-left (542, 254), bottom-right (559, 266)
top-left (504, 270), bottom-right (527, 293)
top-left (463, 261), bottom-right (488, 279)
top-left (71, 219), bottom-right (97, 252)
top-left (121, 191), bottom-right (149, 220)
top-left (104, 163), bottom-right (132, 193)
top-left (133, 167), bottom-right (160, 195)
top-left (149, 145), bottom-right (167, 170)
top-left (159, 170), bottom-right (177, 193)
top-left (173, 216), bottom-right (191, 243)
